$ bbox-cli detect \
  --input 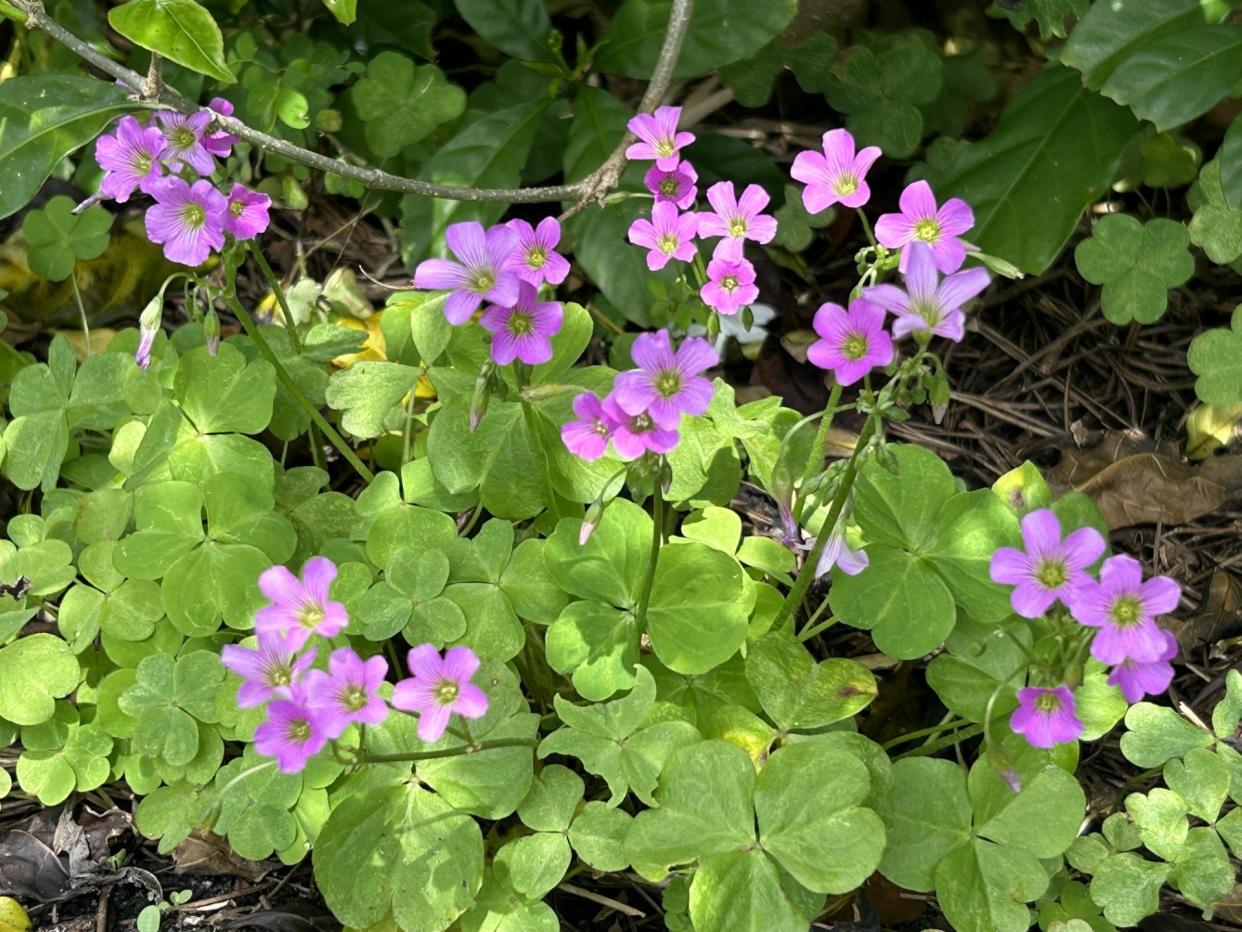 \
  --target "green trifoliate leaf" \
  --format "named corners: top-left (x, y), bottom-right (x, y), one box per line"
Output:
top-left (119, 651), bottom-right (224, 766)
top-left (1090, 853), bottom-right (1169, 926)
top-left (1125, 788), bottom-right (1189, 860)
top-left (1162, 746), bottom-right (1230, 822)
top-left (569, 801), bottom-right (632, 872)
top-left (1119, 703), bottom-right (1214, 767)
top-left (493, 833), bottom-right (569, 901)
top-left (16, 704), bottom-right (113, 805)
top-left (19, 196), bottom-right (111, 282)
top-left (987, 0), bottom-right (1086, 39)
top-left (545, 498), bottom-right (652, 609)
top-left (1171, 826), bottom-right (1234, 910)
top-left (518, 764), bottom-right (584, 833)
top-left (0, 634), bottom-right (80, 725)
top-left (926, 616), bottom-right (1032, 724)
top-left (744, 630), bottom-right (877, 731)
top-left (969, 759), bottom-right (1086, 859)
top-left (1188, 306), bottom-right (1242, 406)
top-left (773, 183), bottom-right (835, 252)
top-left (934, 838), bottom-right (1048, 932)
top-left (352, 52), bottom-right (466, 159)
top-left (1074, 214), bottom-right (1194, 324)
top-left (646, 541), bottom-right (749, 675)
top-left (1189, 160), bottom-right (1242, 265)
top-left (175, 344), bottom-right (276, 436)
top-left (545, 601), bottom-right (639, 701)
